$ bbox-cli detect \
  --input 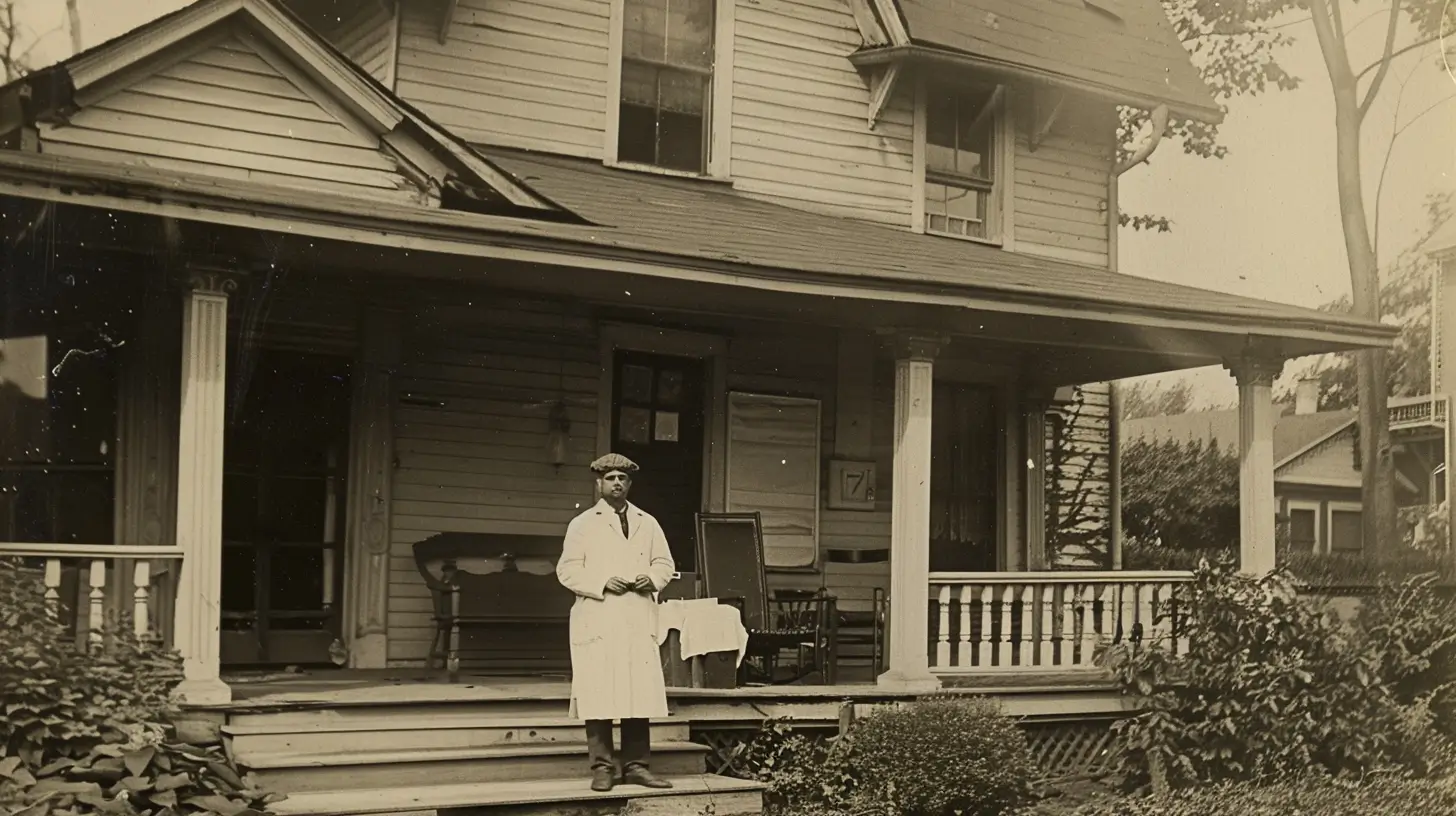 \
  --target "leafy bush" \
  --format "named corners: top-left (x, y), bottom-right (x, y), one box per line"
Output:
top-left (1354, 573), bottom-right (1456, 748)
top-left (1120, 542), bottom-right (1456, 587)
top-left (832, 697), bottom-right (1034, 816)
top-left (1122, 438), bottom-right (1239, 553)
top-left (1106, 564), bottom-right (1409, 787)
top-left (1062, 773), bottom-right (1456, 815)
top-left (0, 558), bottom-right (279, 816)
top-left (728, 721), bottom-right (846, 808)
